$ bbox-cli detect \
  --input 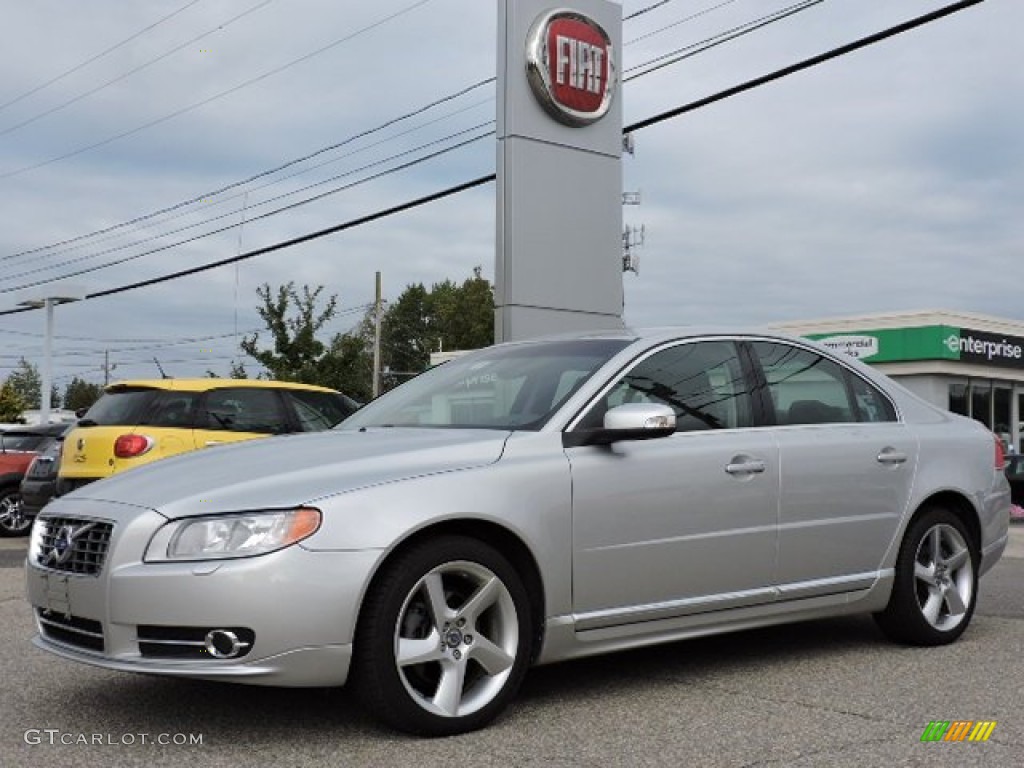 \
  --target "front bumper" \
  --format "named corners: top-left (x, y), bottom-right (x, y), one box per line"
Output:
top-left (25, 503), bottom-right (382, 687)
